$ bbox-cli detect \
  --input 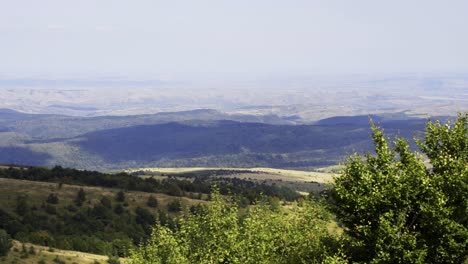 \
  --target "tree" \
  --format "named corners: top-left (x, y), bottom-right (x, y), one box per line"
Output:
top-left (75, 188), bottom-right (86, 206)
top-left (147, 195), bottom-right (158, 208)
top-left (130, 188), bottom-right (339, 263)
top-left (116, 191), bottom-right (125, 202)
top-left (46, 193), bottom-right (59, 204)
top-left (332, 115), bottom-right (468, 263)
top-left (114, 204), bottom-right (124, 215)
top-left (0, 229), bottom-right (12, 256)
top-left (101, 196), bottom-right (112, 209)
top-left (15, 195), bottom-right (29, 216)
top-left (167, 199), bottom-right (182, 212)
